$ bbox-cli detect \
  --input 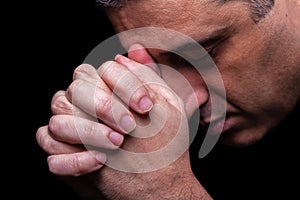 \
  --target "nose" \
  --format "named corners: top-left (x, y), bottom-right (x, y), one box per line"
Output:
top-left (159, 64), bottom-right (209, 118)
top-left (126, 43), bottom-right (210, 118)
top-left (128, 43), bottom-right (161, 76)
top-left (182, 76), bottom-right (209, 119)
